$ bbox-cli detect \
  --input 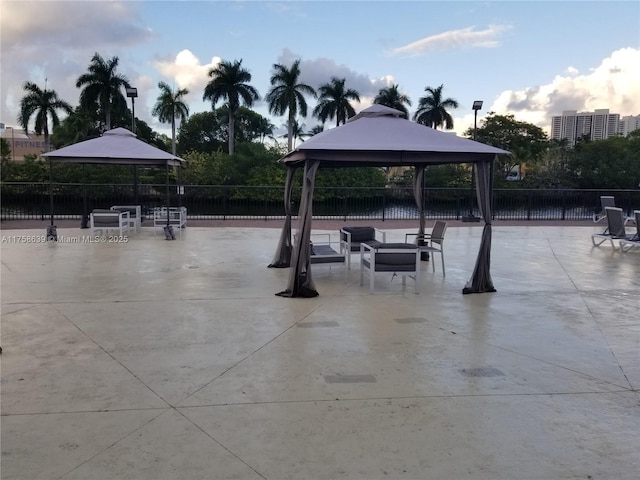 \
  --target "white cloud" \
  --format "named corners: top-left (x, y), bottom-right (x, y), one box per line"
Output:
top-left (153, 50), bottom-right (221, 94)
top-left (451, 47), bottom-right (640, 136)
top-left (0, 1), bottom-right (152, 130)
top-left (275, 49), bottom-right (395, 102)
top-left (1, 1), bottom-right (150, 49)
top-left (391, 24), bottom-right (512, 57)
